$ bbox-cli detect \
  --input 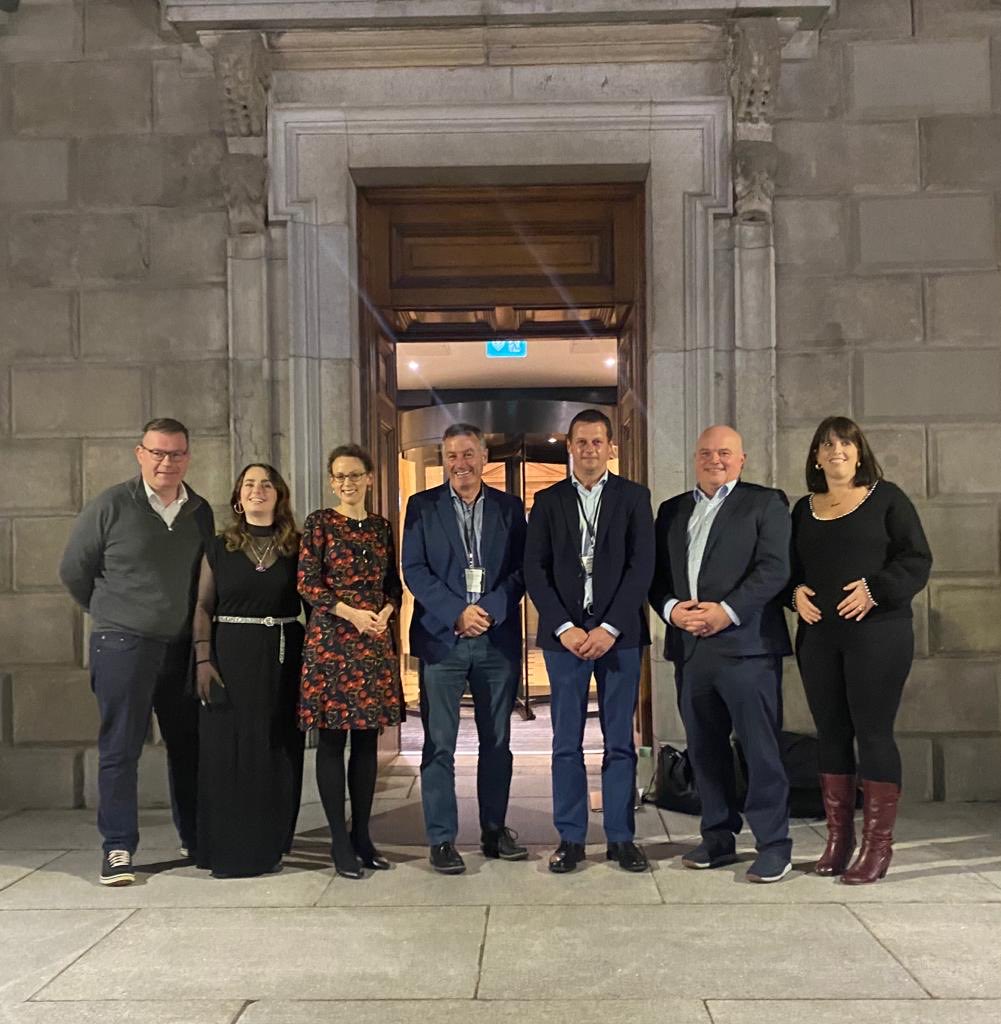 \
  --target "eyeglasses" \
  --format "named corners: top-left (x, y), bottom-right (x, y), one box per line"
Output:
top-left (331, 472), bottom-right (367, 484)
top-left (138, 444), bottom-right (189, 462)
